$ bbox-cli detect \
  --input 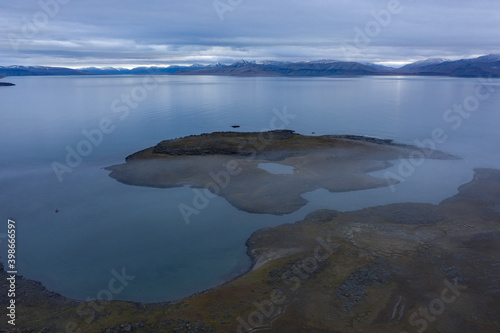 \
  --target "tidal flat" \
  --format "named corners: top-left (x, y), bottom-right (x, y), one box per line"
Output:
top-left (2, 168), bottom-right (500, 332)
top-left (105, 130), bottom-right (457, 215)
